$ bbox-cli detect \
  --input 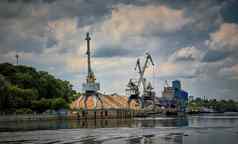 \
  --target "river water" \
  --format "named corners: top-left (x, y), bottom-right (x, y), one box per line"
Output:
top-left (0, 113), bottom-right (238, 144)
